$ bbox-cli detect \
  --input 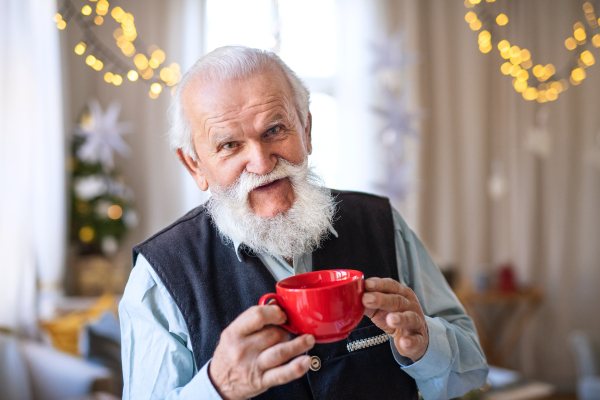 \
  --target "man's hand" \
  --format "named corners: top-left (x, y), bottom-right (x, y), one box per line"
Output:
top-left (362, 277), bottom-right (429, 361)
top-left (209, 305), bottom-right (315, 400)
